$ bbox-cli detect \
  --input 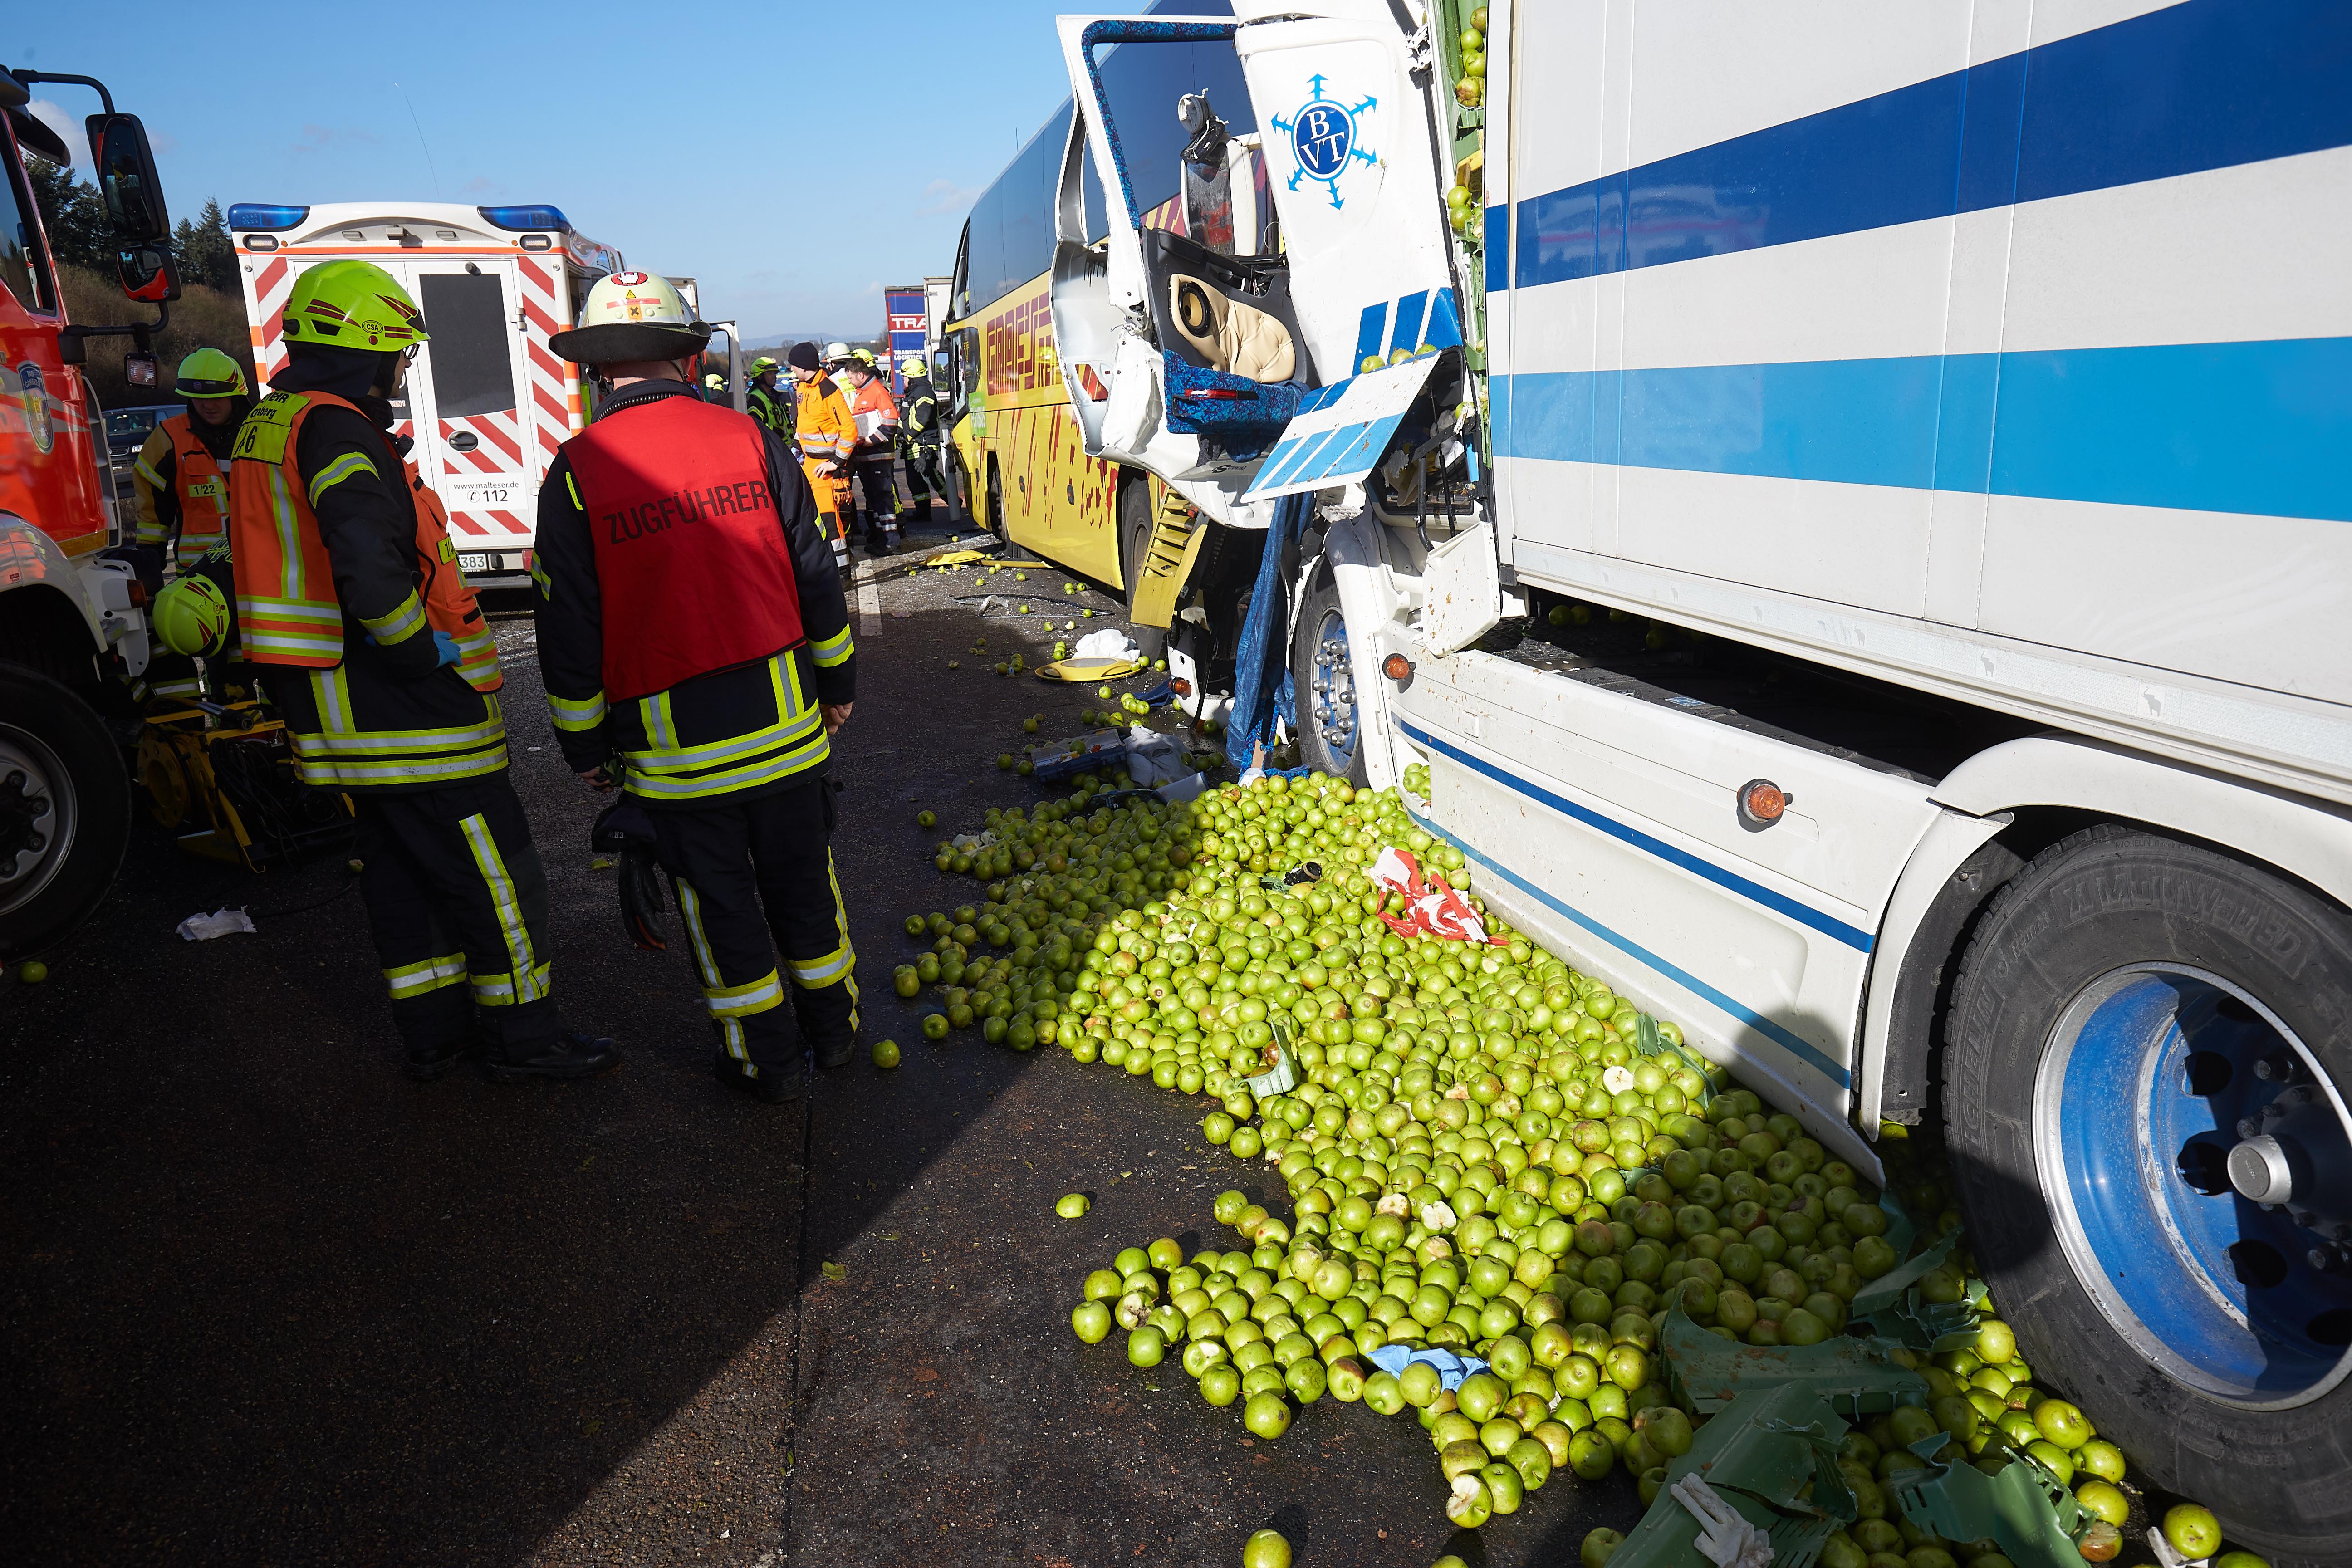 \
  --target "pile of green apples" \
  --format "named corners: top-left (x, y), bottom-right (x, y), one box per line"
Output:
top-left (896, 769), bottom-right (2273, 1565)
